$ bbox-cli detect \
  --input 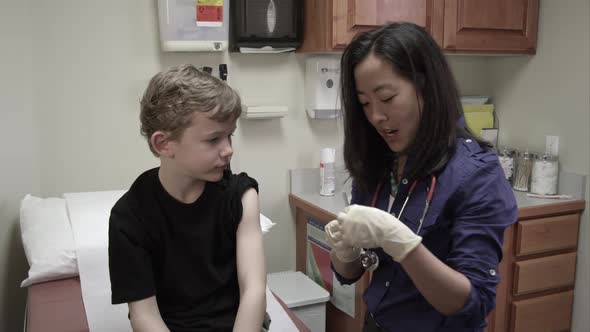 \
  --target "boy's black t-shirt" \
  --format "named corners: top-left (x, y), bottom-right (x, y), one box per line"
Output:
top-left (108, 168), bottom-right (259, 332)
